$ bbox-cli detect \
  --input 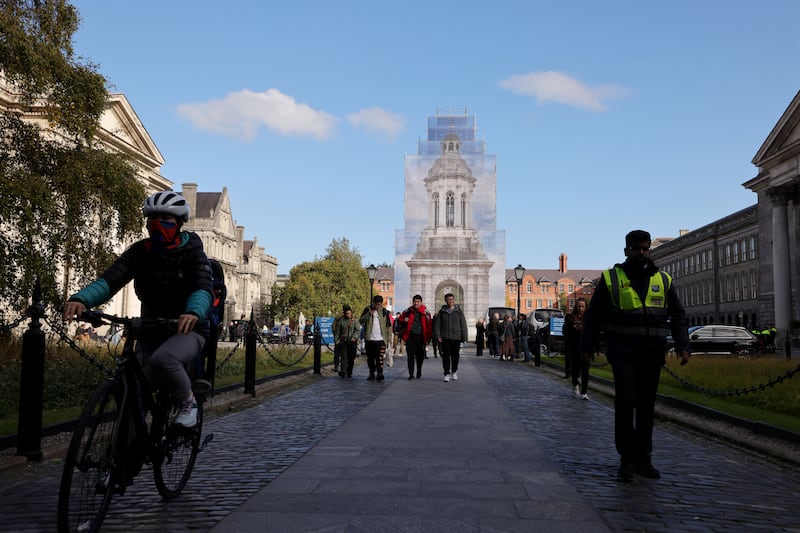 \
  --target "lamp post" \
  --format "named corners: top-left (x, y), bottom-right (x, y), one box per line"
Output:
top-left (514, 264), bottom-right (526, 358)
top-left (514, 264), bottom-right (526, 317)
top-left (366, 264), bottom-right (378, 301)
